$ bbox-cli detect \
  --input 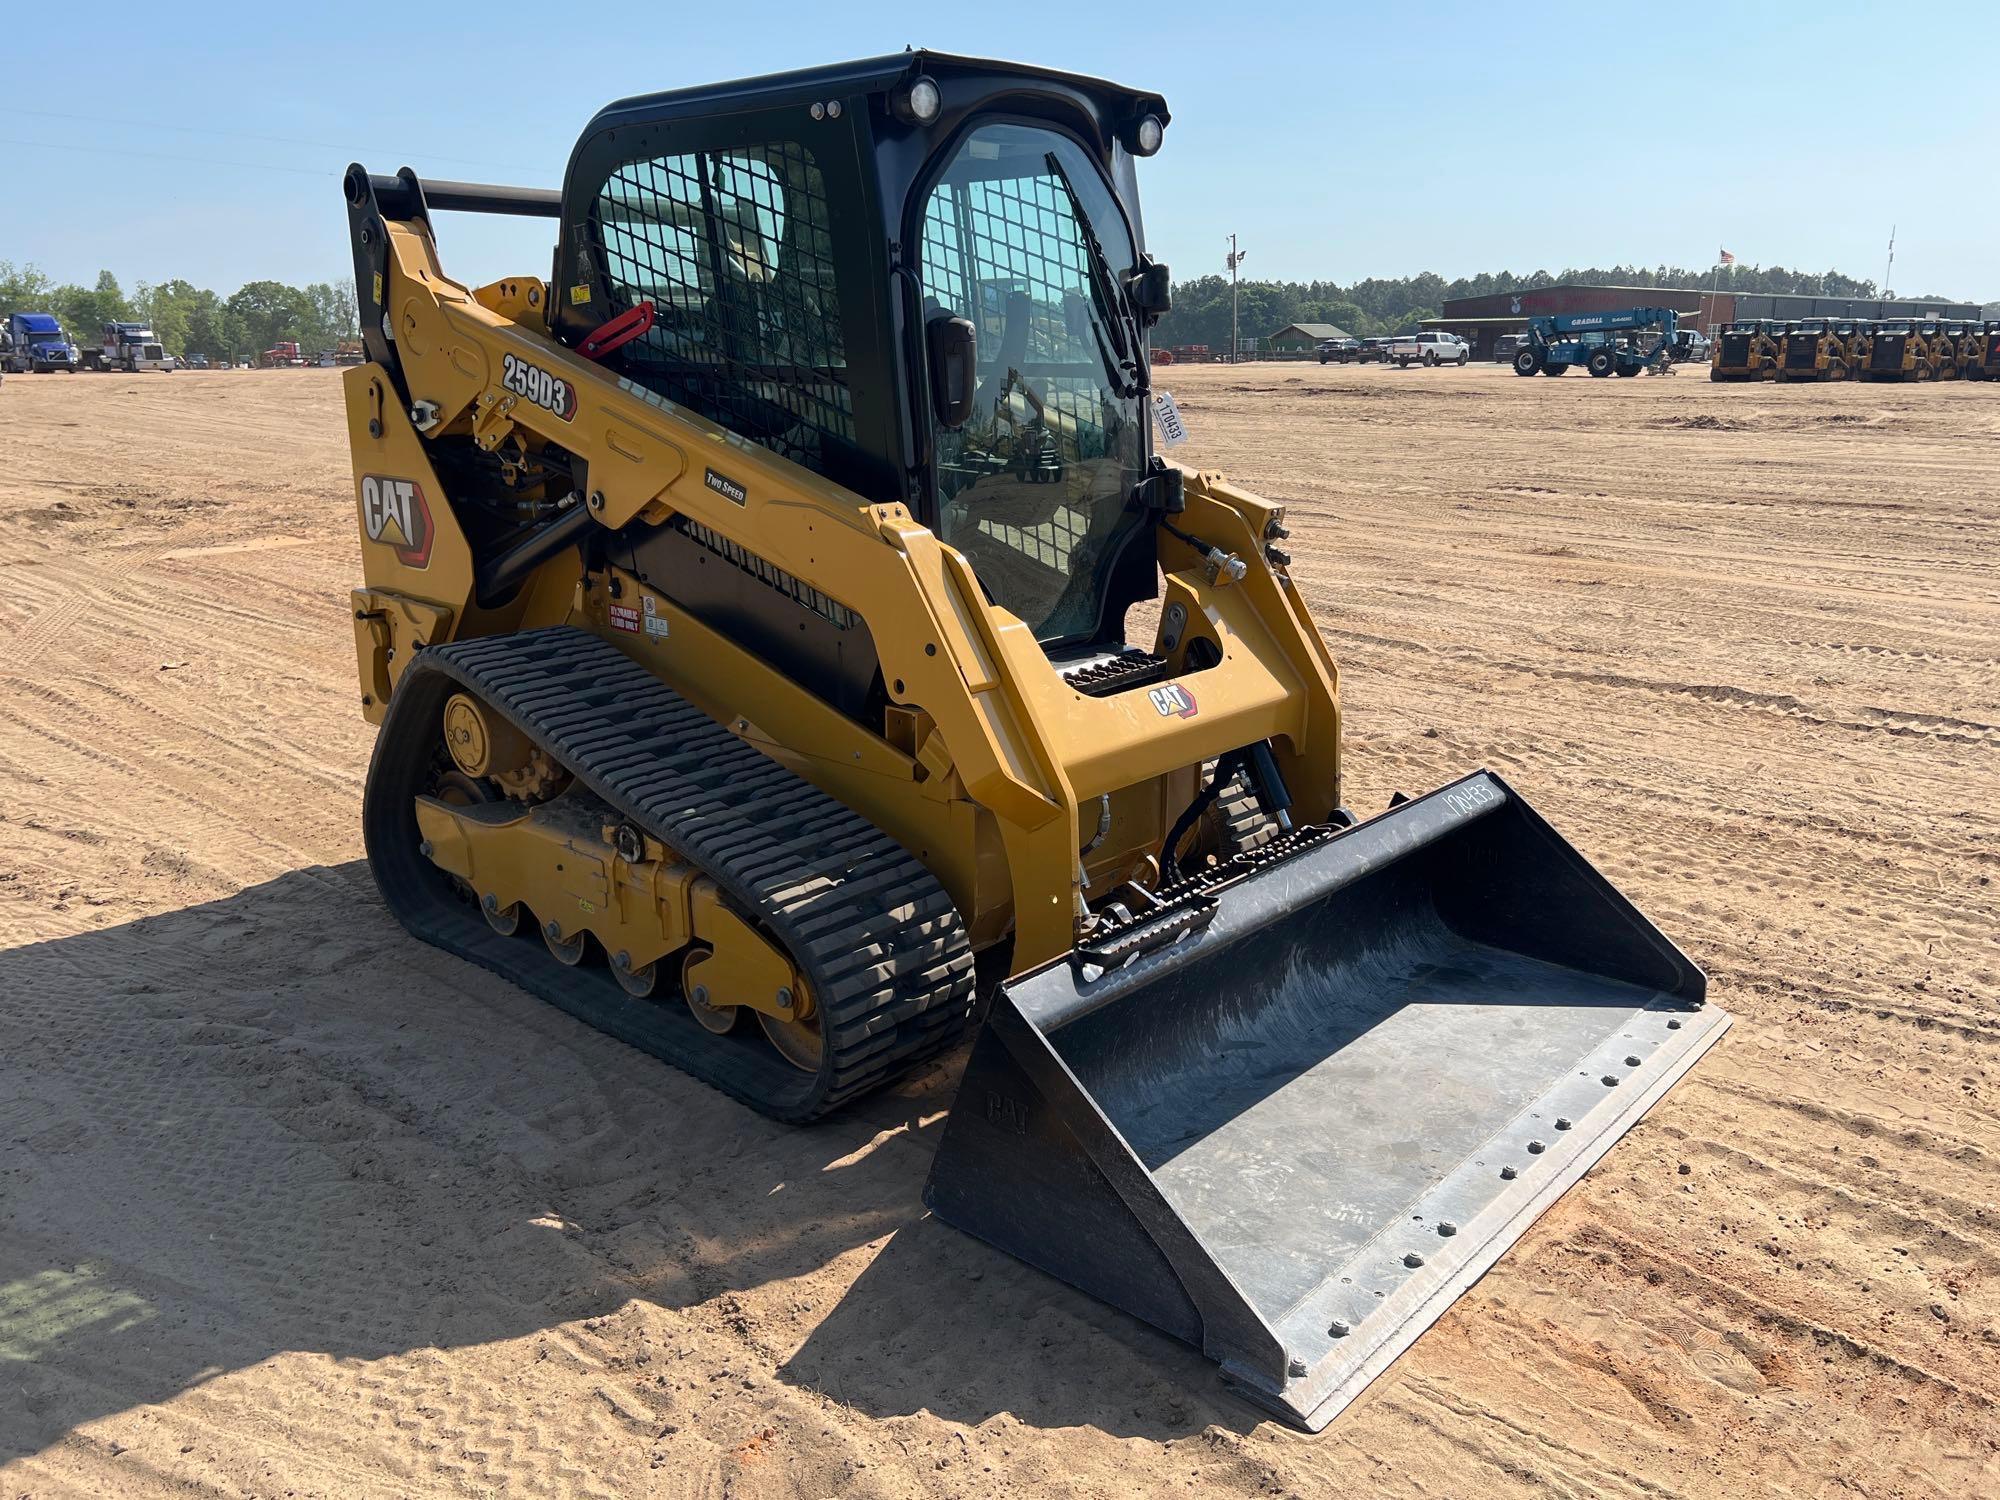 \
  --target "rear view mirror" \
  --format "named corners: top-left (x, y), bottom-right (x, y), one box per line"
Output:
top-left (1129, 257), bottom-right (1172, 324)
top-left (927, 313), bottom-right (977, 429)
